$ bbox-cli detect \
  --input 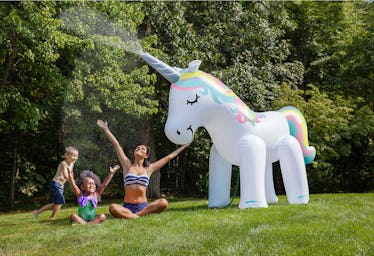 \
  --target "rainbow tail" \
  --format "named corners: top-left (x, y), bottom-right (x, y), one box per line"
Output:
top-left (279, 106), bottom-right (316, 165)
